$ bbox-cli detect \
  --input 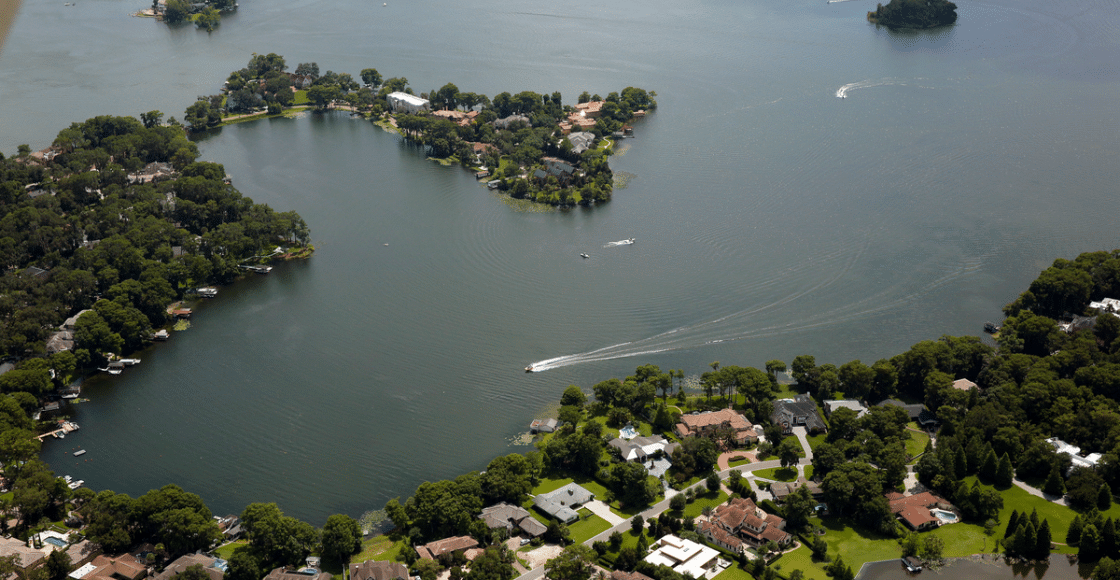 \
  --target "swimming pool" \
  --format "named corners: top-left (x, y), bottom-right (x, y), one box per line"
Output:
top-left (932, 509), bottom-right (958, 523)
top-left (43, 537), bottom-right (67, 548)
